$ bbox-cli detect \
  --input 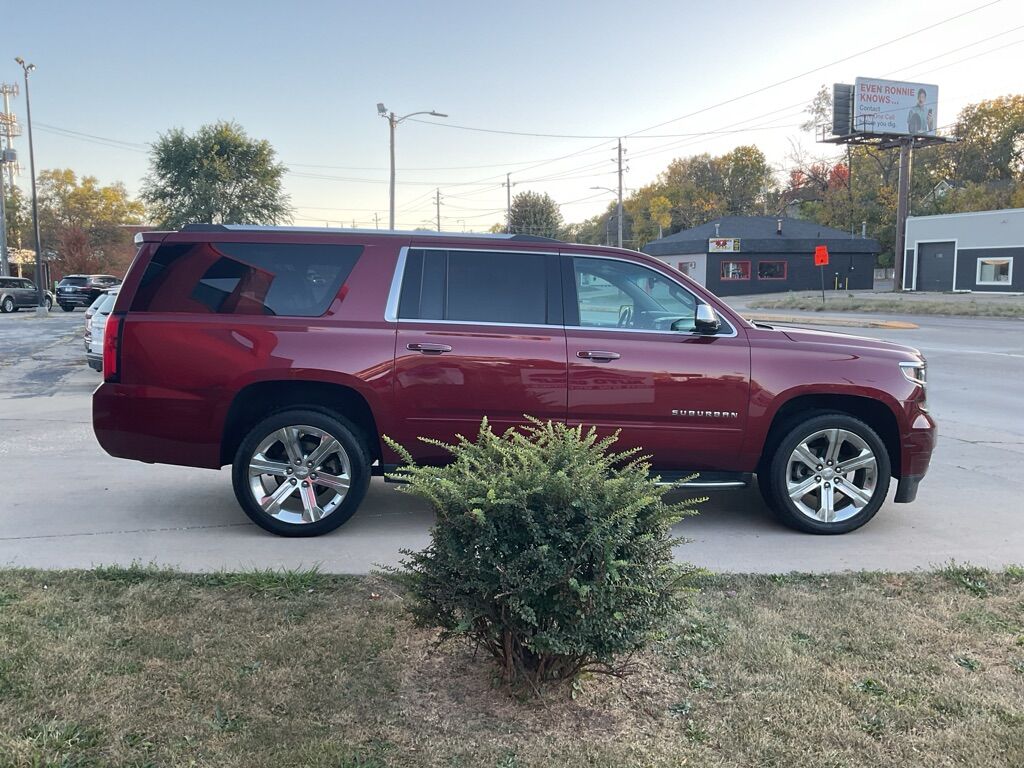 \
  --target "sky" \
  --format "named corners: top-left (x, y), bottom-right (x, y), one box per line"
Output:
top-left (3, 0), bottom-right (1023, 233)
